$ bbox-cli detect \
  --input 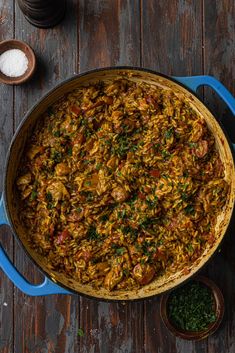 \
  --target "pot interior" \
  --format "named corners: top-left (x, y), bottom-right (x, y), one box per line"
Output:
top-left (5, 68), bottom-right (235, 300)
